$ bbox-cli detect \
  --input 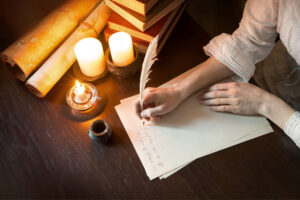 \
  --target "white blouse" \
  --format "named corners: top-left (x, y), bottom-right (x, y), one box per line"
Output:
top-left (203, 0), bottom-right (300, 147)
